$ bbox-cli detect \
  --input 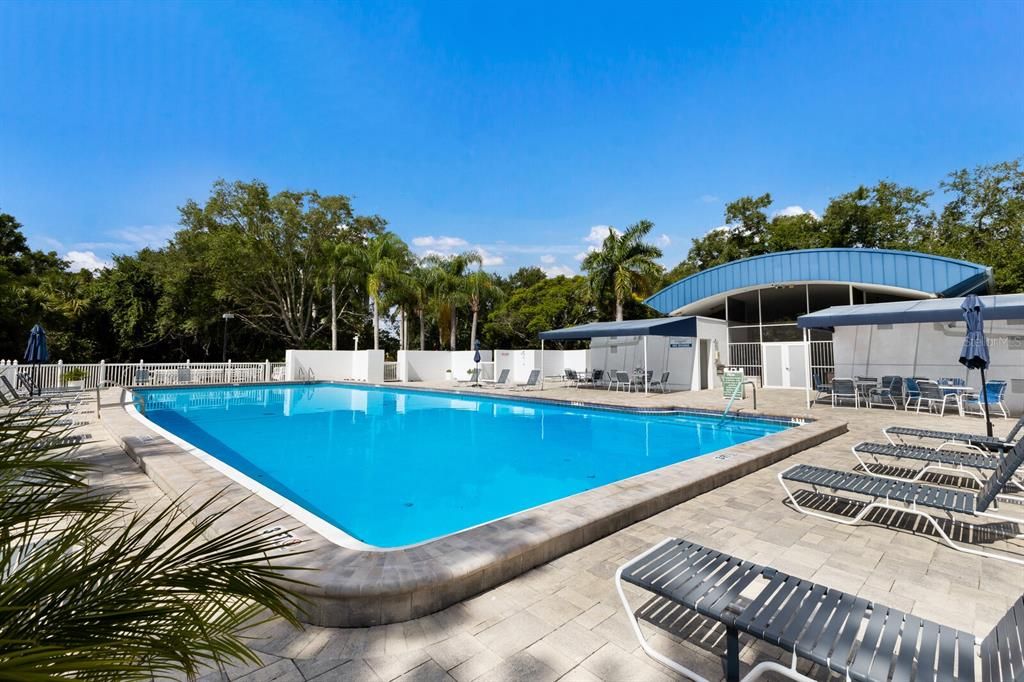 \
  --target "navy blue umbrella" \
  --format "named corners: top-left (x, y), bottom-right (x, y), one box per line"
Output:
top-left (472, 339), bottom-right (482, 385)
top-left (959, 295), bottom-right (993, 437)
top-left (23, 323), bottom-right (49, 396)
